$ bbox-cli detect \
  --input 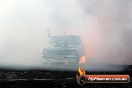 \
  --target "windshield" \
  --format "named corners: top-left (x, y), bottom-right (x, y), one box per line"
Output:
top-left (48, 36), bottom-right (81, 47)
